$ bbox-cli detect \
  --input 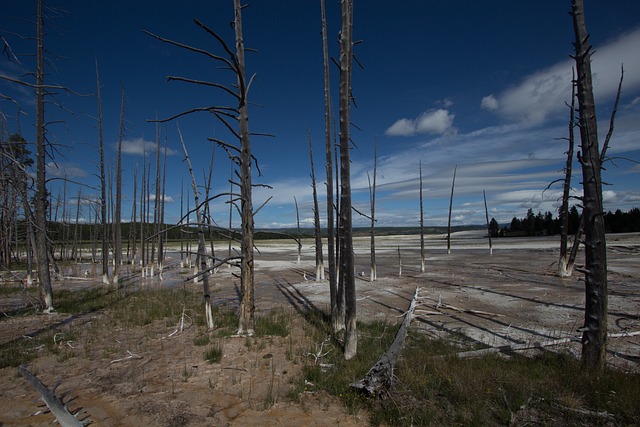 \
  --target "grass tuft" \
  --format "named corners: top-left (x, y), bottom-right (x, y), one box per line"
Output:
top-left (204, 342), bottom-right (224, 364)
